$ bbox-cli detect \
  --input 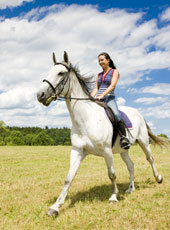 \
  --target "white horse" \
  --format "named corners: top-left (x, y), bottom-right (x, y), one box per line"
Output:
top-left (37, 51), bottom-right (169, 217)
